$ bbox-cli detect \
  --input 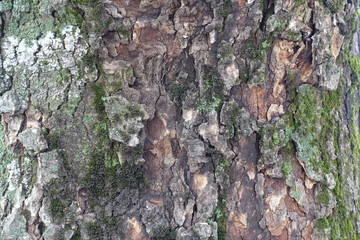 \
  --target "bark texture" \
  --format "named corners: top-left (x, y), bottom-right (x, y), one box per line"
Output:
top-left (0, 0), bottom-right (359, 239)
